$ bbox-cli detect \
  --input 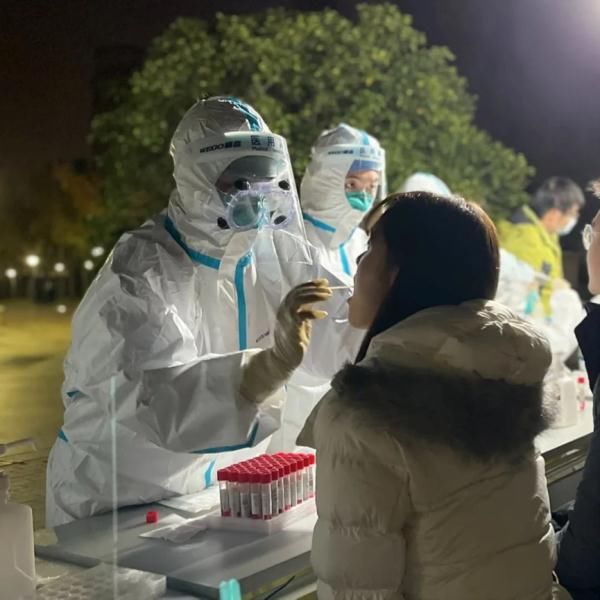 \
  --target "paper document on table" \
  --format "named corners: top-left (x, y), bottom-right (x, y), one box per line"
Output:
top-left (157, 486), bottom-right (220, 514)
top-left (140, 514), bottom-right (209, 544)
